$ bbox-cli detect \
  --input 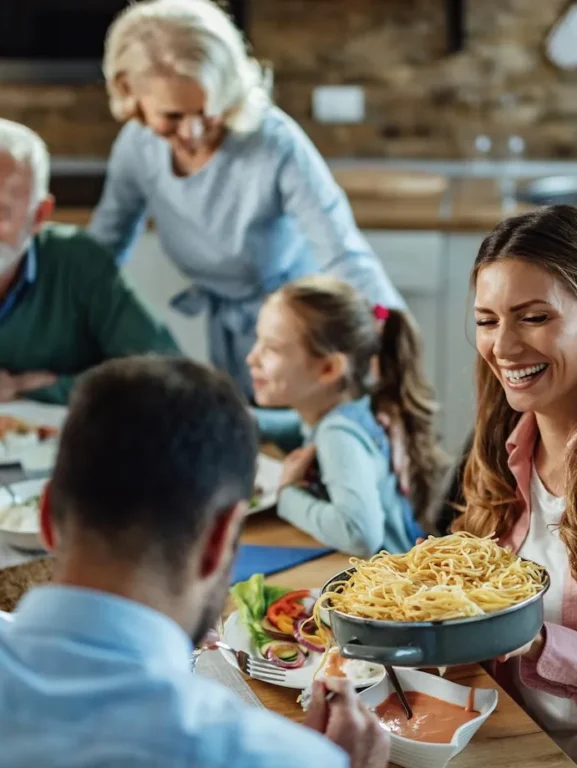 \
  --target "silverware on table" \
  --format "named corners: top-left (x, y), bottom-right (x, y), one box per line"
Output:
top-left (385, 665), bottom-right (413, 720)
top-left (208, 640), bottom-right (287, 684)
